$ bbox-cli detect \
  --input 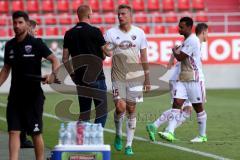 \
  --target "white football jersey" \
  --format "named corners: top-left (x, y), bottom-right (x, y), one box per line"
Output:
top-left (104, 25), bottom-right (148, 81)
top-left (180, 34), bottom-right (204, 81)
